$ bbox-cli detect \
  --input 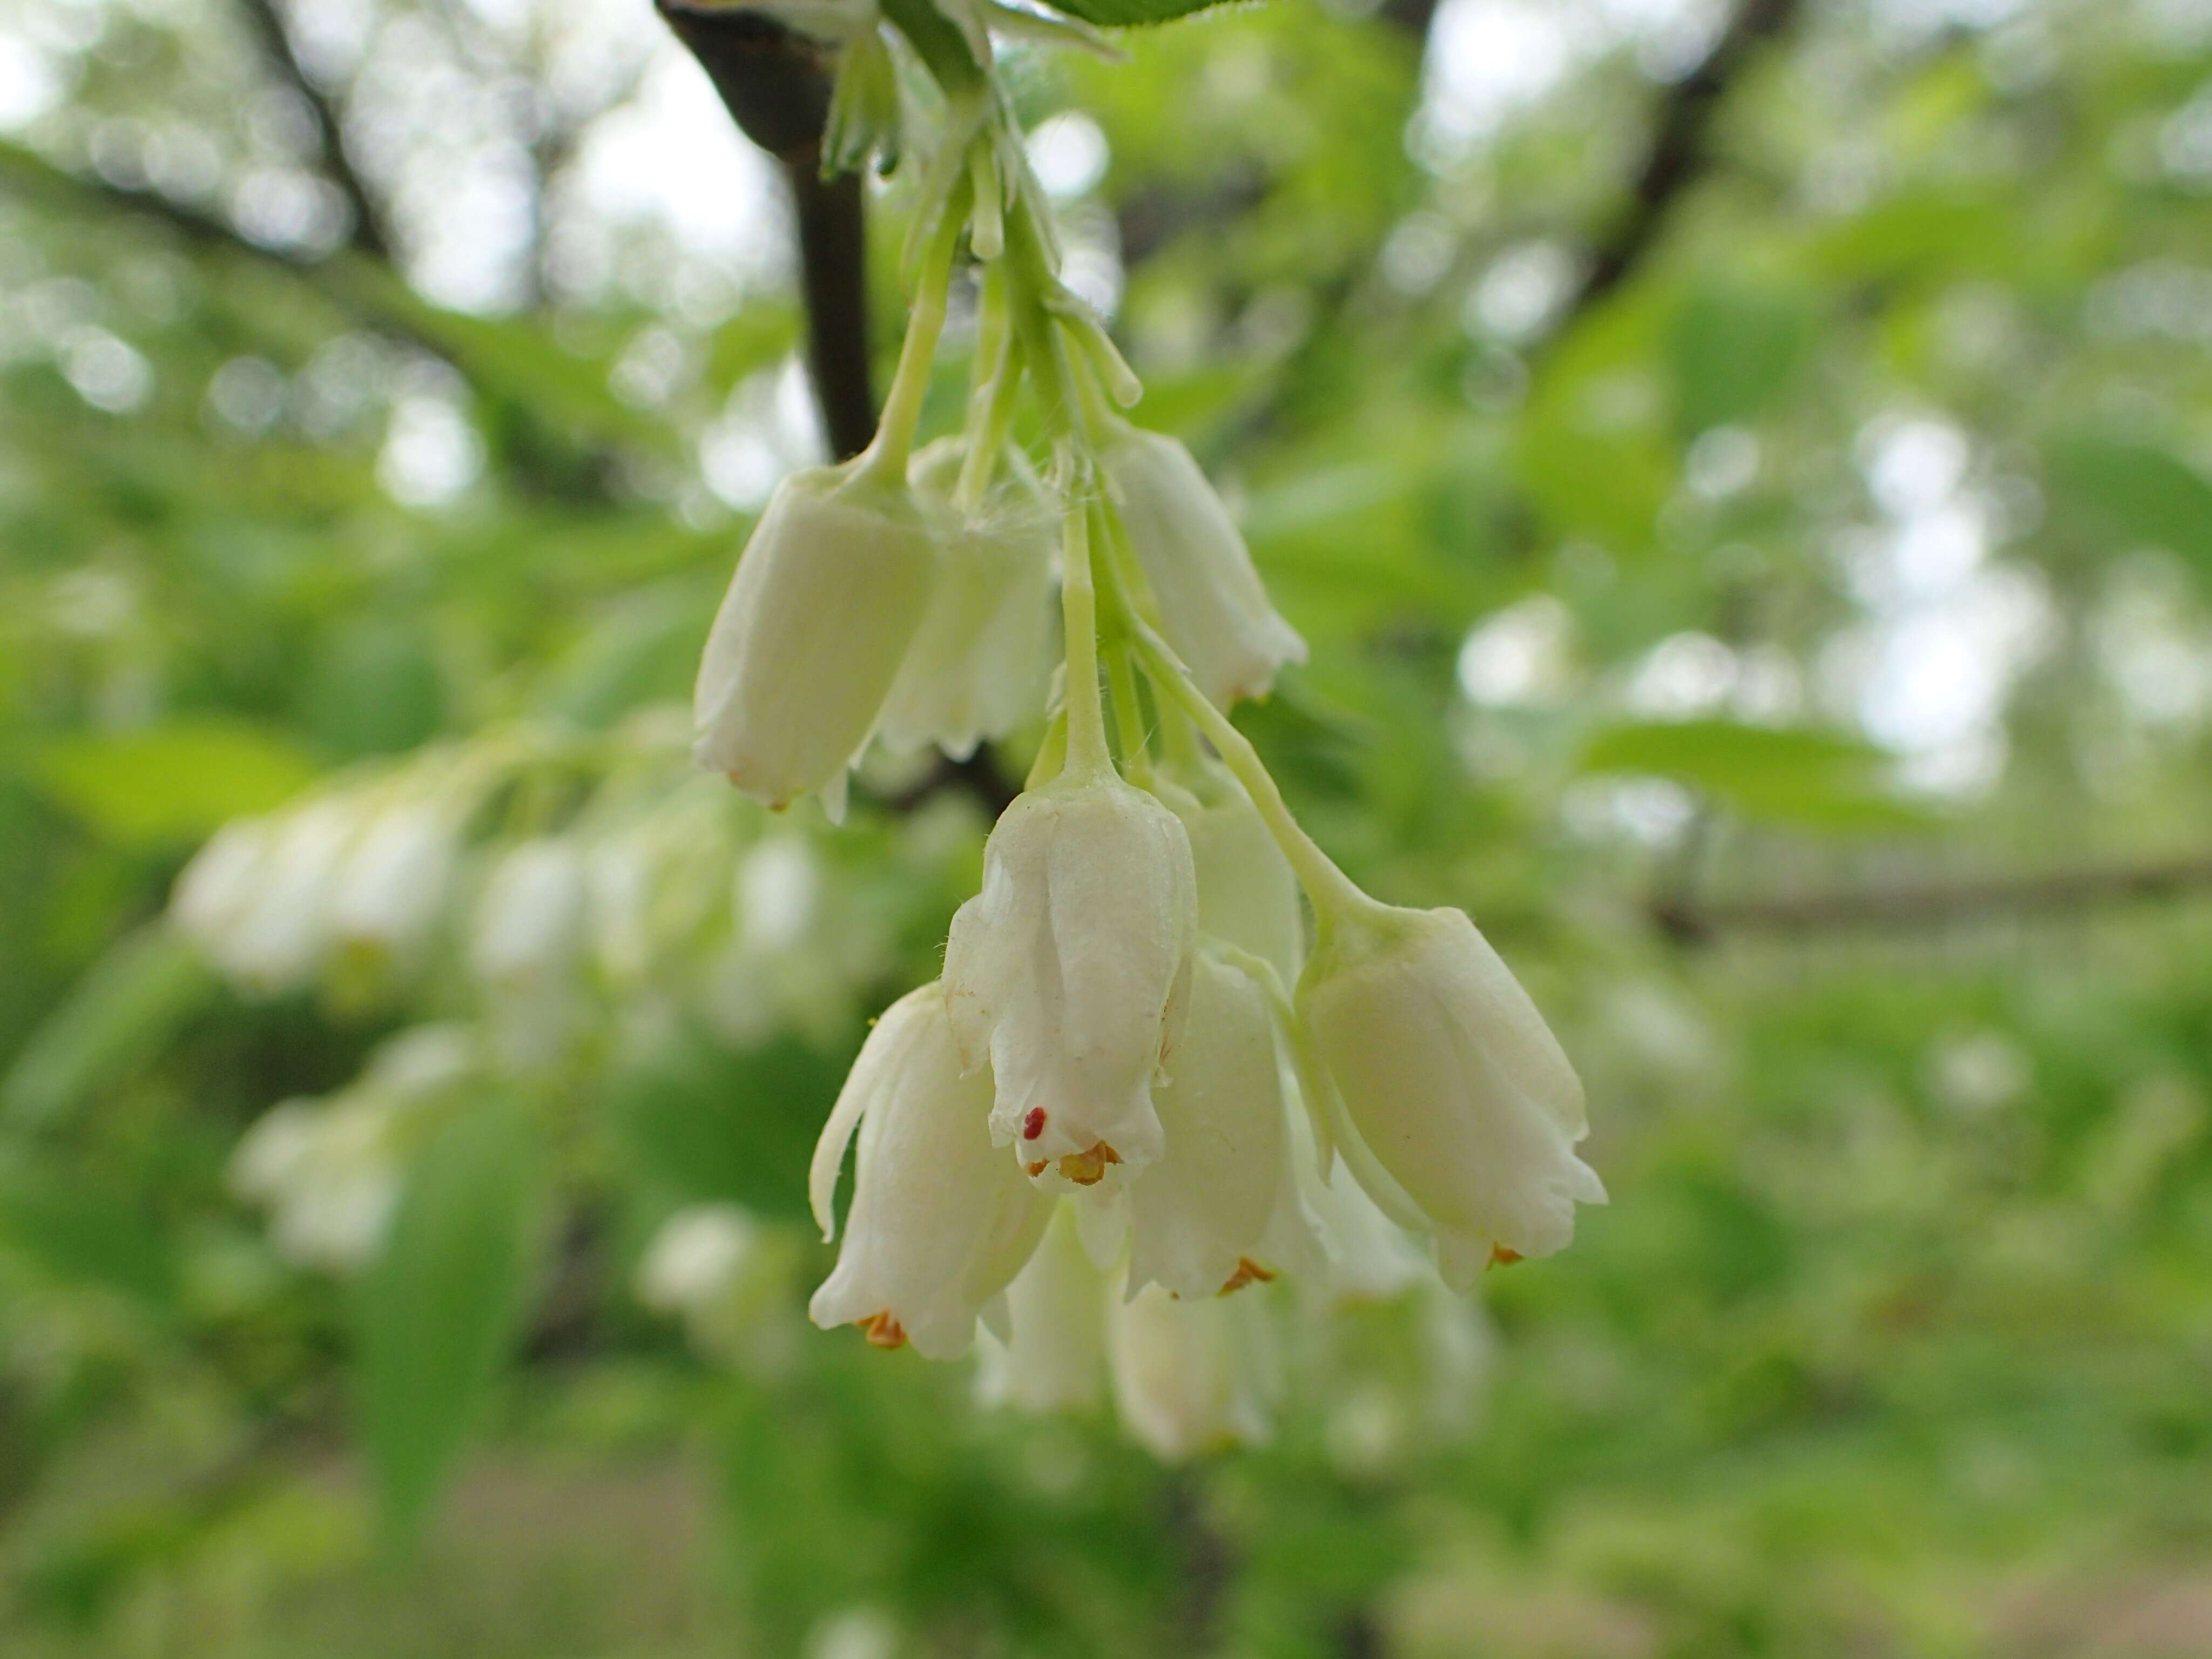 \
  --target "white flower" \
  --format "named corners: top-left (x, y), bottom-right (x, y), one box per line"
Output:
top-left (693, 463), bottom-right (941, 820)
top-left (1125, 948), bottom-right (1313, 1299)
top-left (473, 839), bottom-right (591, 1068)
top-left (1162, 758), bottom-right (1304, 989)
top-left (470, 838), bottom-right (588, 987)
top-left (172, 817), bottom-right (273, 947)
top-left (358, 1022), bottom-right (477, 1099)
top-left (1298, 905), bottom-right (1603, 1286)
top-left (1107, 1277), bottom-right (1279, 1461)
top-left (637, 1204), bottom-right (761, 1316)
top-left (1101, 421), bottom-right (1305, 710)
top-left (809, 982), bottom-right (1054, 1360)
top-left (876, 442), bottom-right (1055, 762)
top-left (942, 771), bottom-right (1198, 1190)
top-left (329, 801), bottom-right (456, 963)
top-left (974, 1202), bottom-right (1107, 1414)
top-left (232, 1096), bottom-right (401, 1273)
top-left (203, 800), bottom-right (358, 992)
